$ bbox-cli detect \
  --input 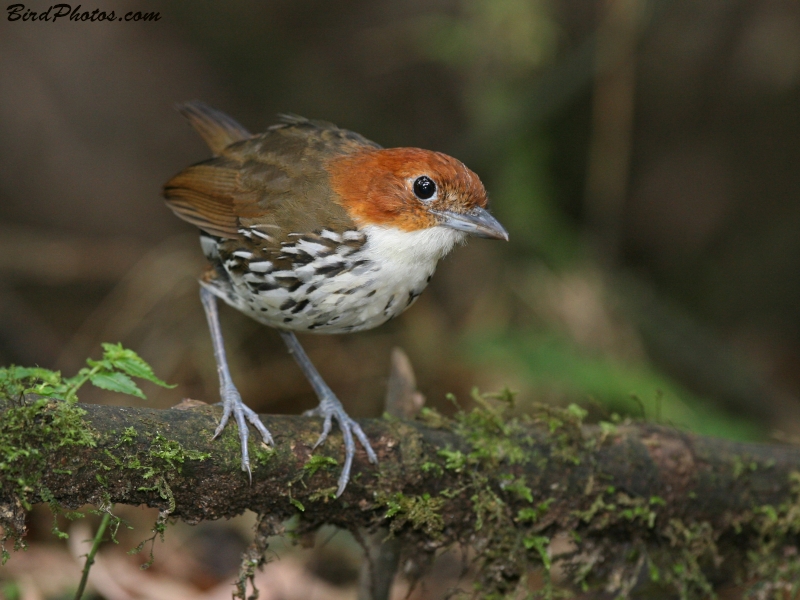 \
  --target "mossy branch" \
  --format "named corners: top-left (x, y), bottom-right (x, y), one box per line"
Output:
top-left (2, 394), bottom-right (800, 596)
